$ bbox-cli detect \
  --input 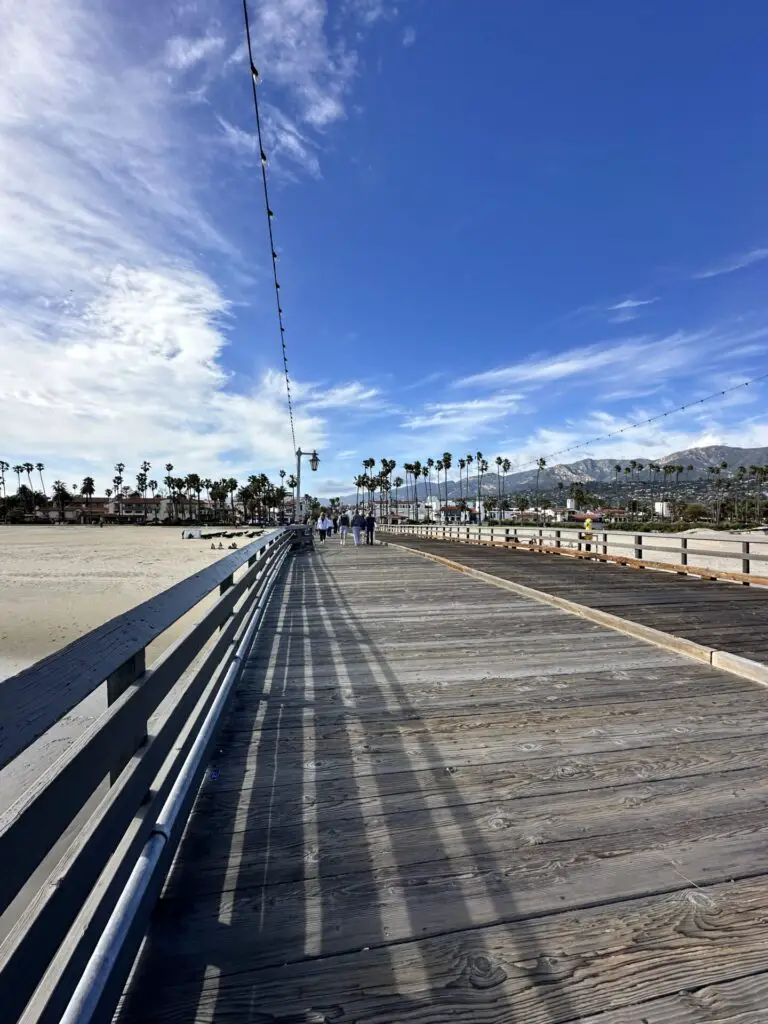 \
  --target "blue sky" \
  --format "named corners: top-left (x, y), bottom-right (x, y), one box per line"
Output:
top-left (2, 0), bottom-right (768, 497)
